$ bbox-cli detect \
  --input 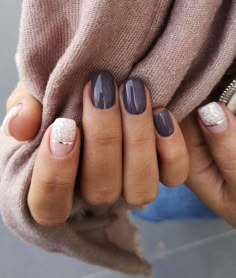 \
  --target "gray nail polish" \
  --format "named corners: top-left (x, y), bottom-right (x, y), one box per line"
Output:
top-left (91, 71), bottom-right (116, 109)
top-left (123, 78), bottom-right (146, 115)
top-left (154, 110), bottom-right (174, 137)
